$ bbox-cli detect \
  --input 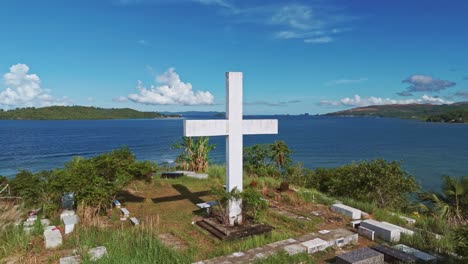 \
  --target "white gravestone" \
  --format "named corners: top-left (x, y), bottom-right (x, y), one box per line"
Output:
top-left (331, 204), bottom-right (362, 220)
top-left (184, 72), bottom-right (278, 226)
